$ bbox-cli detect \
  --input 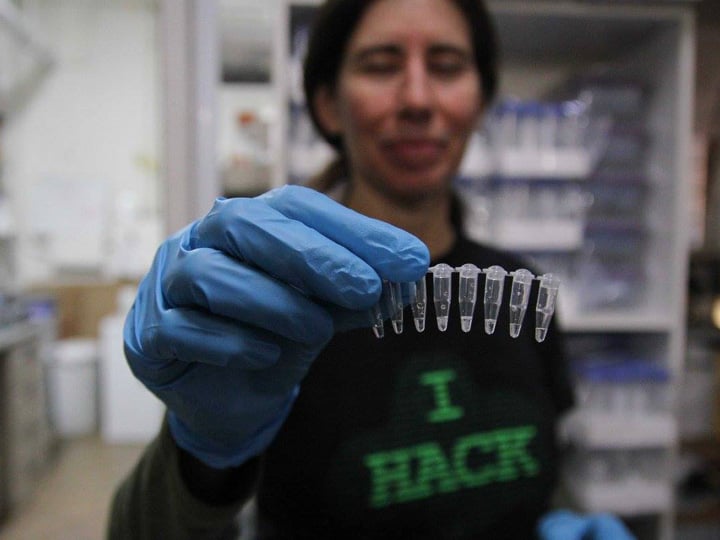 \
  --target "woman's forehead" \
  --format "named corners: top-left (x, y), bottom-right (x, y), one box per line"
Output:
top-left (347, 0), bottom-right (472, 51)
